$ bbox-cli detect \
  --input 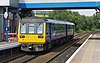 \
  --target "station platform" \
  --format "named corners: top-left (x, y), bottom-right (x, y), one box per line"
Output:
top-left (0, 41), bottom-right (20, 51)
top-left (66, 32), bottom-right (100, 63)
